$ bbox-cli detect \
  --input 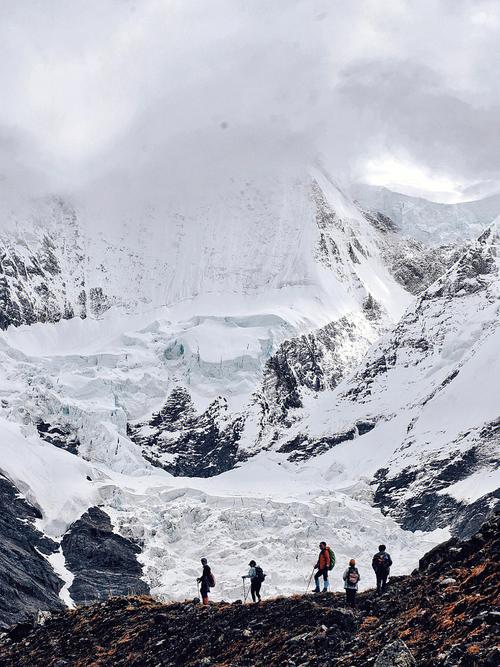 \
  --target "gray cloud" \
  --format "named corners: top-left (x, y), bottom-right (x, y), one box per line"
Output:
top-left (0, 0), bottom-right (498, 210)
top-left (334, 58), bottom-right (500, 182)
